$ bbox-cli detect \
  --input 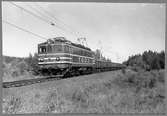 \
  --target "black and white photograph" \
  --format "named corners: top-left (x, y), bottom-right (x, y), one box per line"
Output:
top-left (2, 1), bottom-right (165, 114)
